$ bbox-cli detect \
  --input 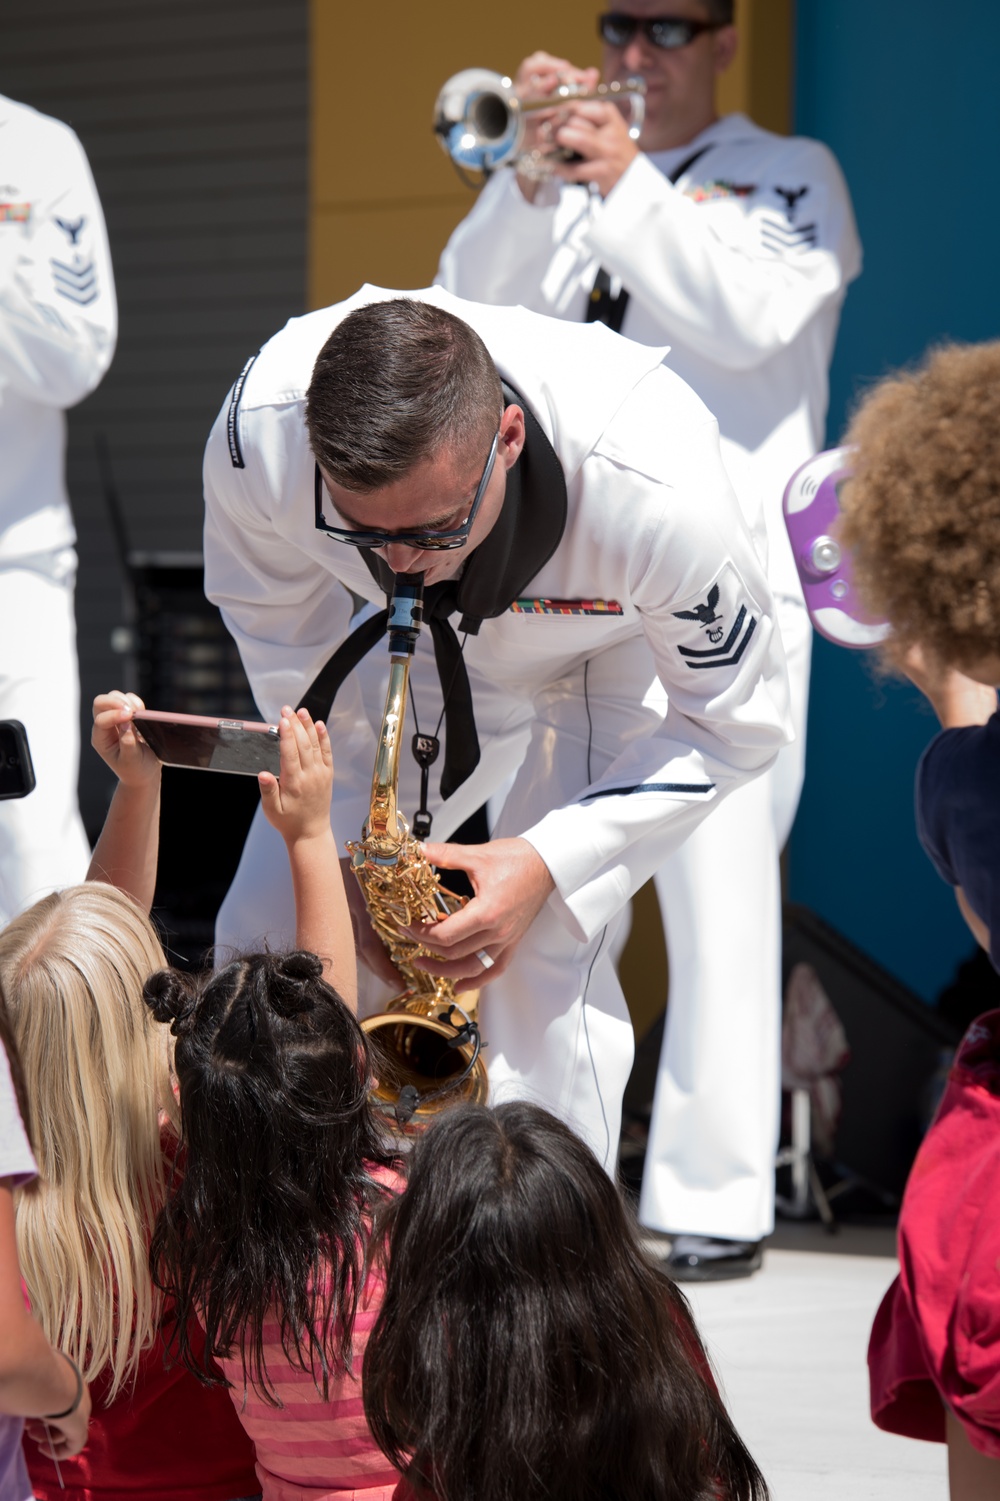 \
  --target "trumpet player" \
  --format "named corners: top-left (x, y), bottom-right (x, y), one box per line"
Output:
top-left (437, 0), bottom-right (861, 1279)
top-left (206, 287), bottom-right (791, 1178)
